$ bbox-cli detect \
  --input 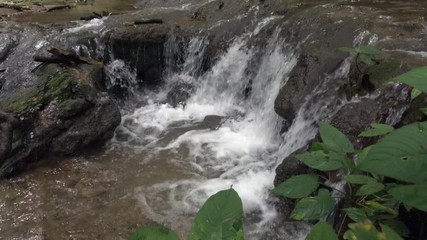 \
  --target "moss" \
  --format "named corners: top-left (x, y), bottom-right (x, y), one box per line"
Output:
top-left (0, 68), bottom-right (79, 117)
